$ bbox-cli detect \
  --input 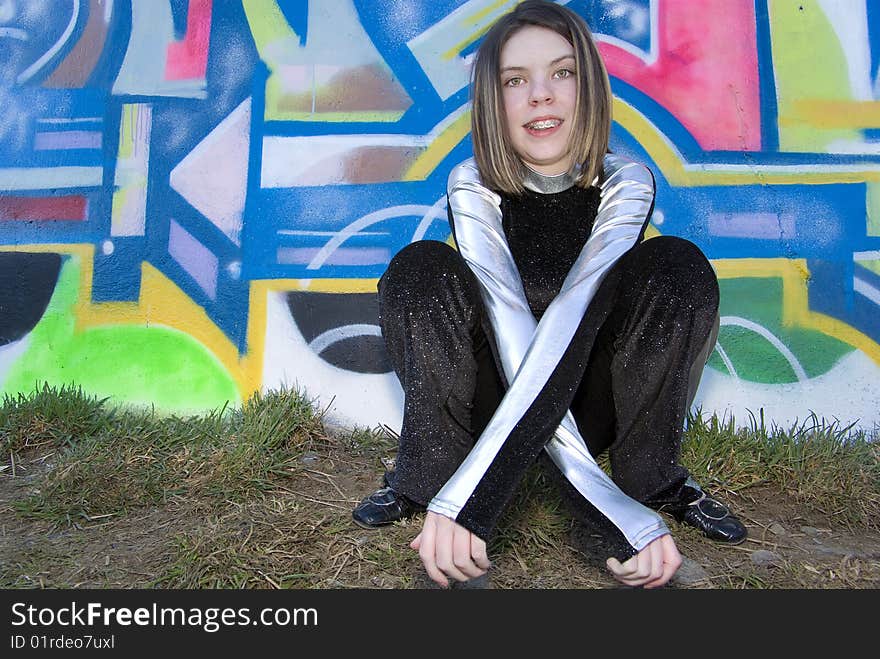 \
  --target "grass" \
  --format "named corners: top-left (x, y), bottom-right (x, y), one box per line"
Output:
top-left (1, 384), bottom-right (878, 589)
top-left (1, 384), bottom-right (327, 523)
top-left (682, 408), bottom-right (879, 529)
top-left (148, 497), bottom-right (318, 589)
top-left (0, 383), bottom-right (112, 462)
